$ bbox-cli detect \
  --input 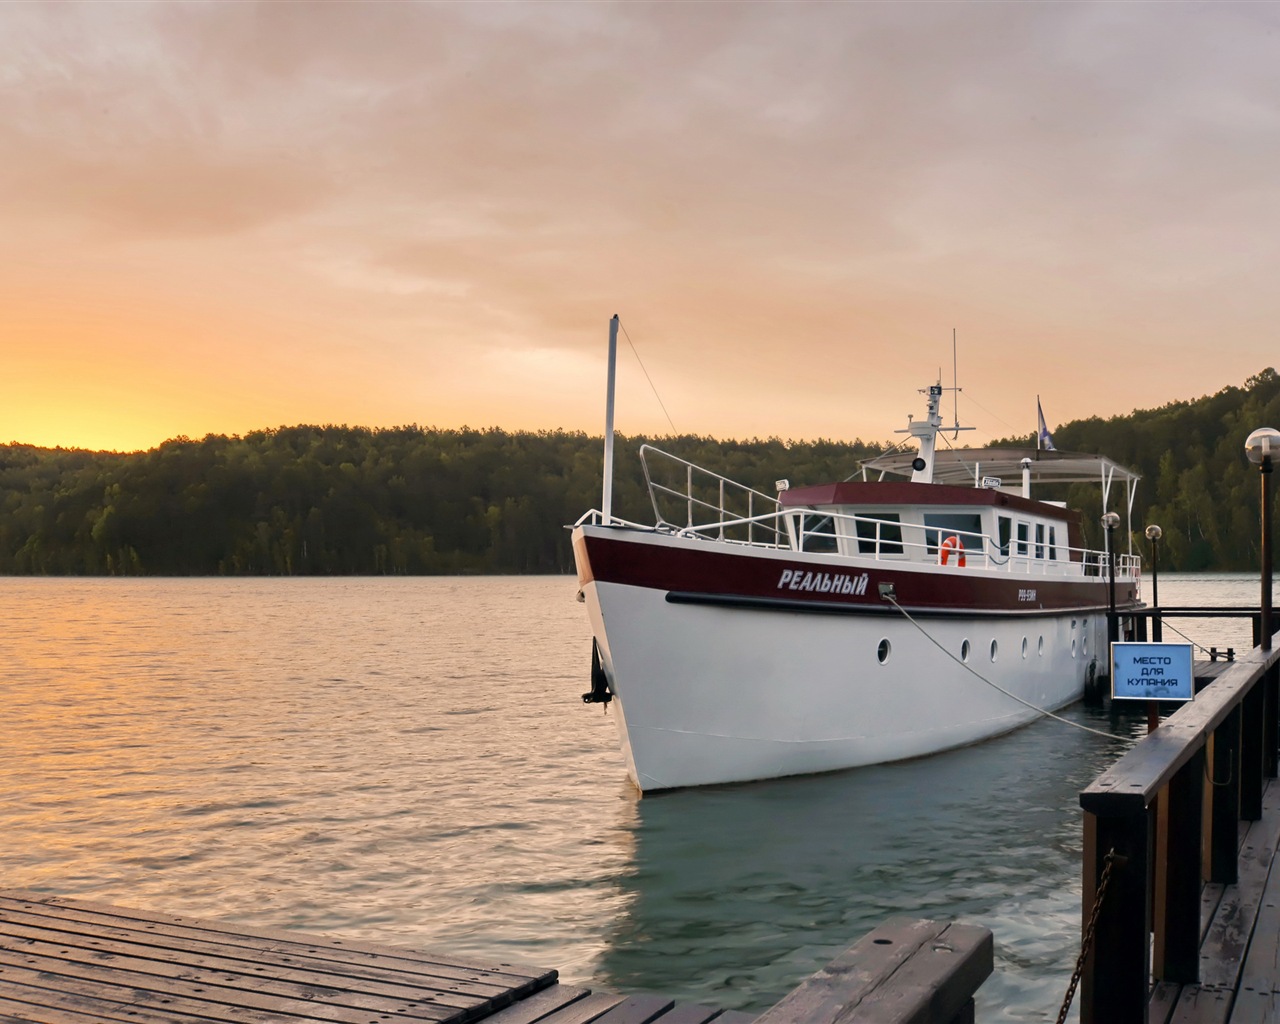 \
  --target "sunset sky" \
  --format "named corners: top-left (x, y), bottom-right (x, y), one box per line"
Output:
top-left (4, 1), bottom-right (1280, 453)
